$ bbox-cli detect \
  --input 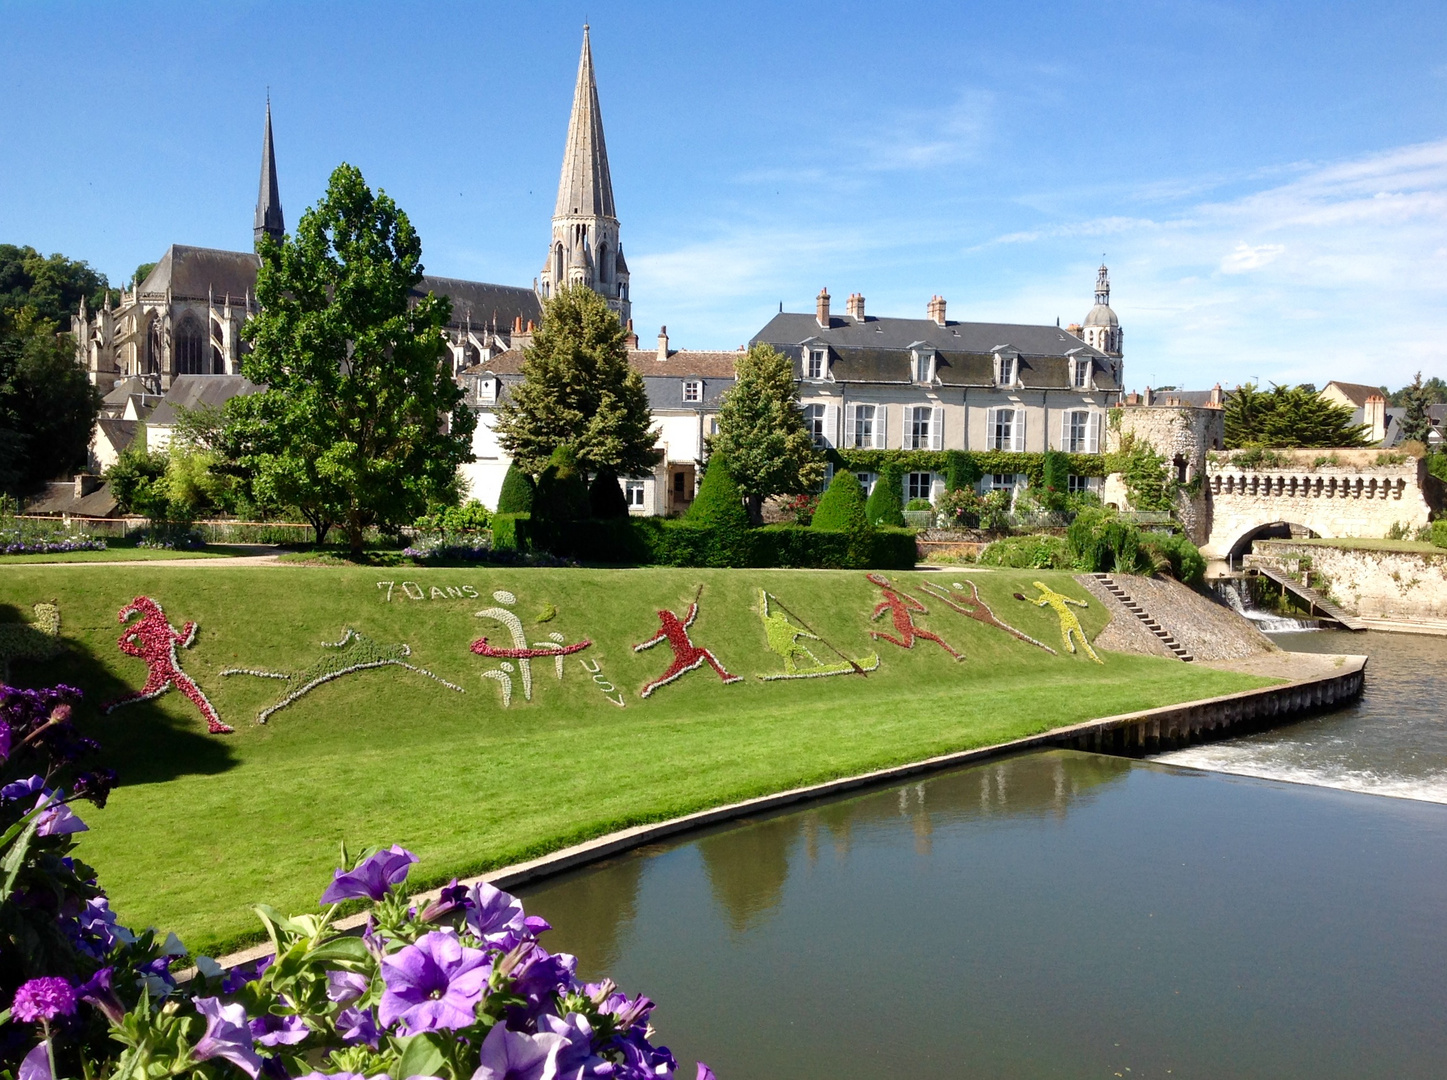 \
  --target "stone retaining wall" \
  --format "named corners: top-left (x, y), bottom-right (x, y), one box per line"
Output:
top-left (1250, 540), bottom-right (1447, 619)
